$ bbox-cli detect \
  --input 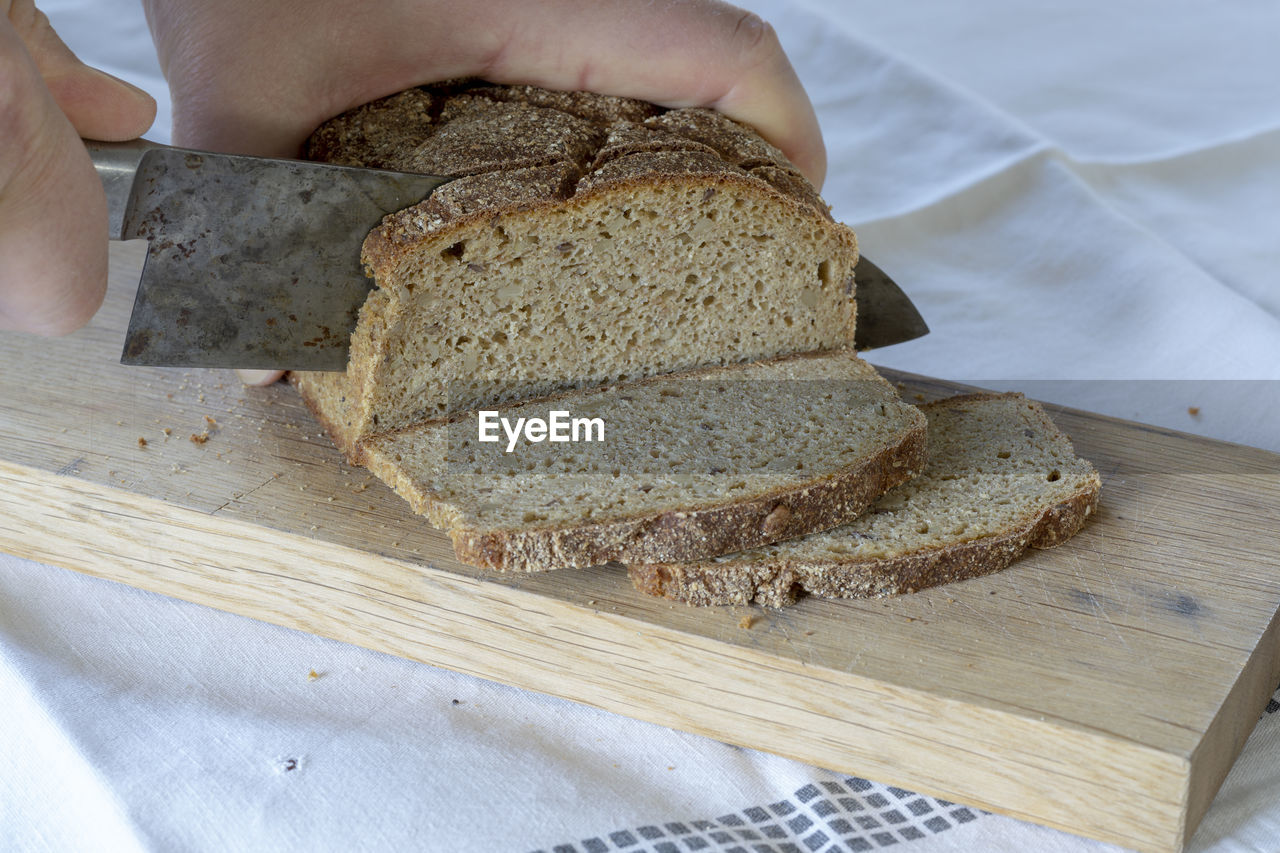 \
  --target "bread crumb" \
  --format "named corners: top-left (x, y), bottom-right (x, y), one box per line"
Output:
top-left (307, 669), bottom-right (320, 681)
top-left (738, 614), bottom-right (755, 629)
top-left (190, 432), bottom-right (209, 444)
top-left (162, 427), bottom-right (172, 436)
top-left (137, 437), bottom-right (147, 448)
top-left (205, 415), bottom-right (218, 426)
top-left (1187, 406), bottom-right (1200, 416)
top-left (914, 393), bottom-right (925, 401)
